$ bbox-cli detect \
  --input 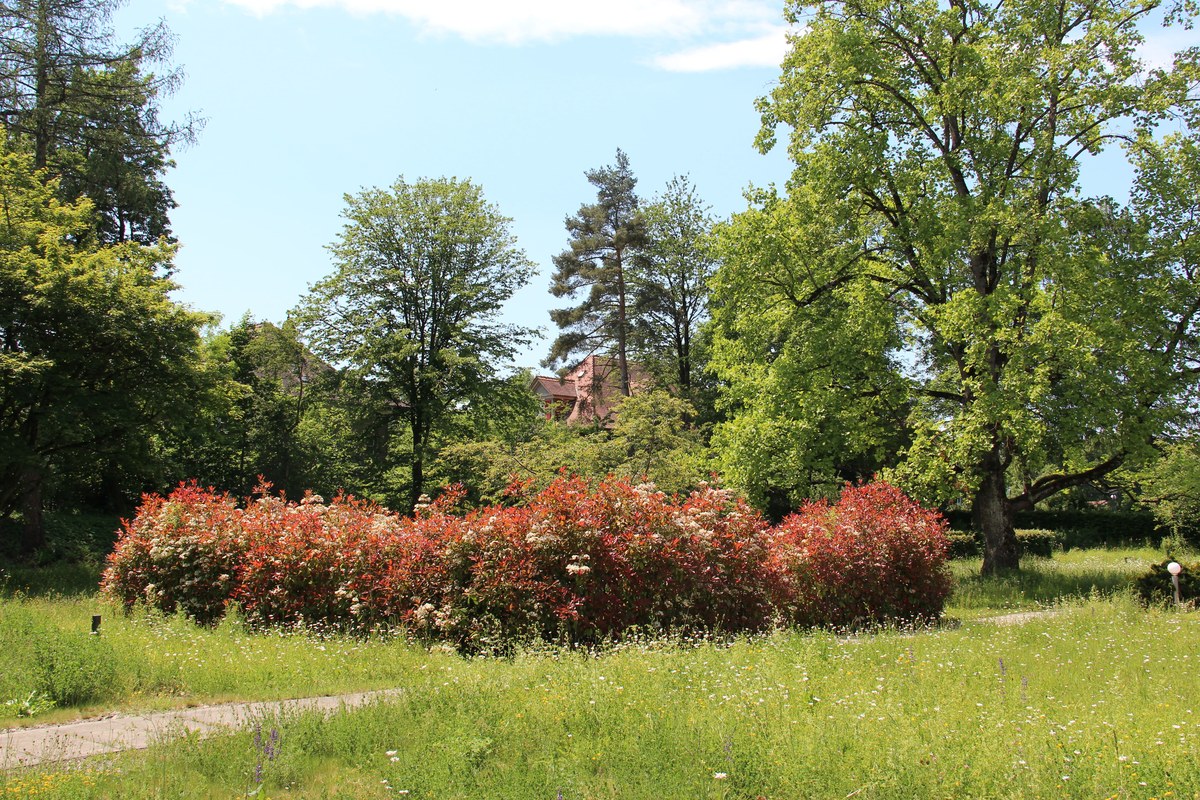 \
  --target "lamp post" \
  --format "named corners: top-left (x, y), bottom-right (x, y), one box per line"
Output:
top-left (1167, 561), bottom-right (1183, 607)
